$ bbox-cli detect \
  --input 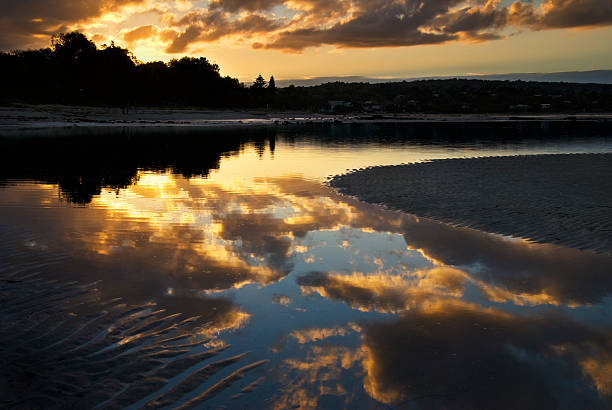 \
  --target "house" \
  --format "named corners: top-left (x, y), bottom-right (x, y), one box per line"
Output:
top-left (321, 100), bottom-right (353, 113)
top-left (362, 100), bottom-right (382, 112)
